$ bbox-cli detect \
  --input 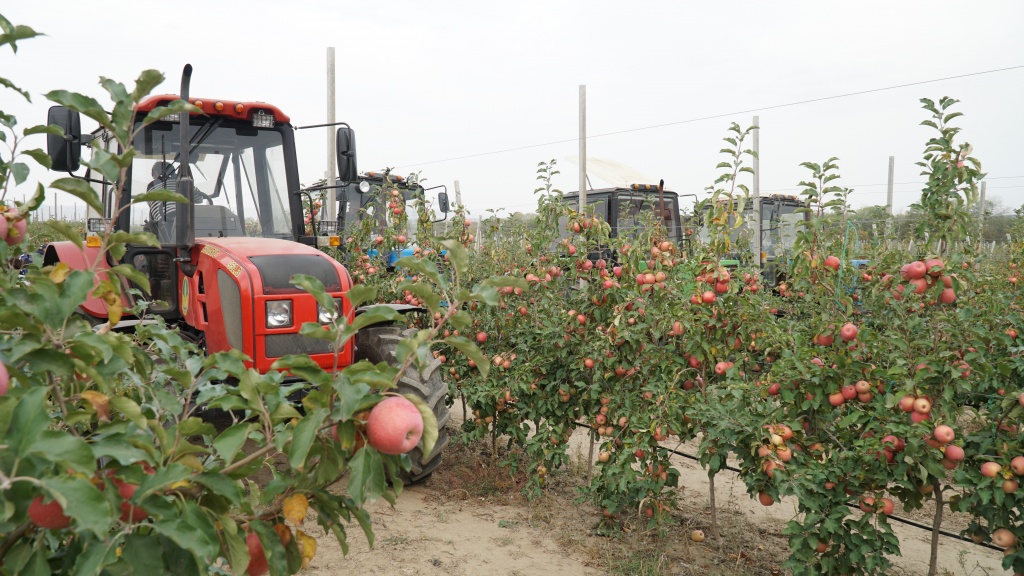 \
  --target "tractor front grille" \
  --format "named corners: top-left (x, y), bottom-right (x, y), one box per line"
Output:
top-left (264, 333), bottom-right (336, 358)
